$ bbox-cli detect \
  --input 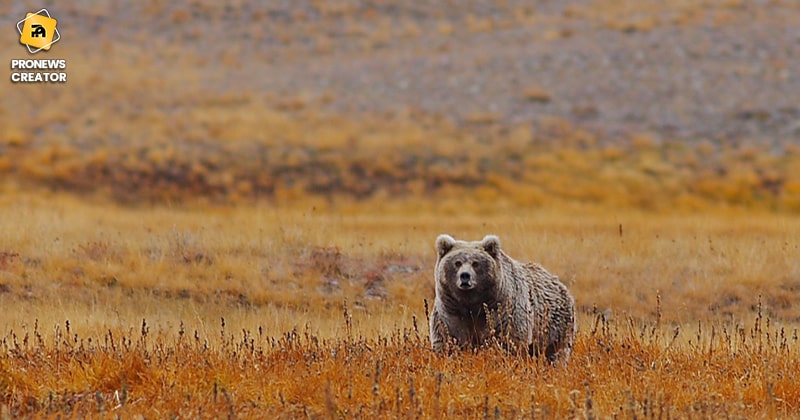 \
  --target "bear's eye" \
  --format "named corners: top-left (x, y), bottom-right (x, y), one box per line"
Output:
top-left (454, 260), bottom-right (462, 268)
